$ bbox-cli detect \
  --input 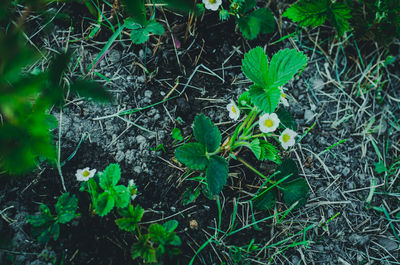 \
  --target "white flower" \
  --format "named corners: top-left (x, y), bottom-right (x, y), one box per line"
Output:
top-left (128, 179), bottom-right (138, 201)
top-left (259, 113), bottom-right (280, 133)
top-left (227, 101), bottom-right (240, 121)
top-left (76, 167), bottom-right (96, 182)
top-left (202, 0), bottom-right (222, 11)
top-left (279, 87), bottom-right (289, 107)
top-left (279, 128), bottom-right (297, 150)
